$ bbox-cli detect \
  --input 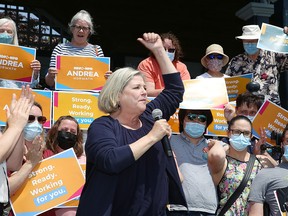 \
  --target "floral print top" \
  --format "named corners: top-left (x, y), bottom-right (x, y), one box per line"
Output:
top-left (225, 49), bottom-right (288, 105)
top-left (217, 155), bottom-right (262, 216)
